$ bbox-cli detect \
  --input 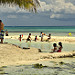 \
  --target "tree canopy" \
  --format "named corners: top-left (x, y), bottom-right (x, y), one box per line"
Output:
top-left (0, 0), bottom-right (40, 12)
